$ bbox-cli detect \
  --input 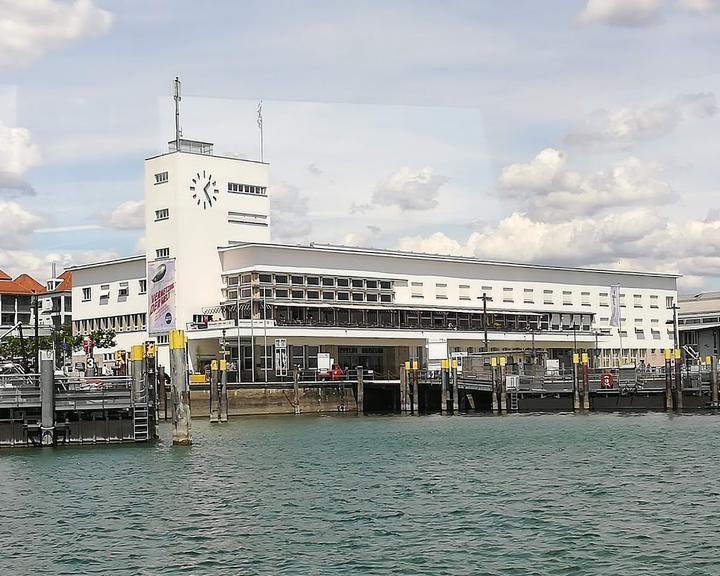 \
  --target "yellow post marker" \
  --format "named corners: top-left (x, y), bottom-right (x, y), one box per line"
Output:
top-left (441, 359), bottom-right (449, 370)
top-left (404, 361), bottom-right (411, 370)
top-left (581, 353), bottom-right (588, 364)
top-left (674, 349), bottom-right (681, 360)
top-left (705, 356), bottom-right (711, 366)
top-left (130, 345), bottom-right (144, 361)
top-left (452, 359), bottom-right (458, 369)
top-left (169, 329), bottom-right (185, 350)
top-left (664, 349), bottom-right (672, 361)
top-left (211, 360), bottom-right (218, 371)
top-left (220, 359), bottom-right (227, 371)
top-left (572, 353), bottom-right (579, 365)
top-left (412, 360), bottom-right (418, 370)
top-left (499, 357), bottom-right (506, 367)
top-left (491, 357), bottom-right (497, 367)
